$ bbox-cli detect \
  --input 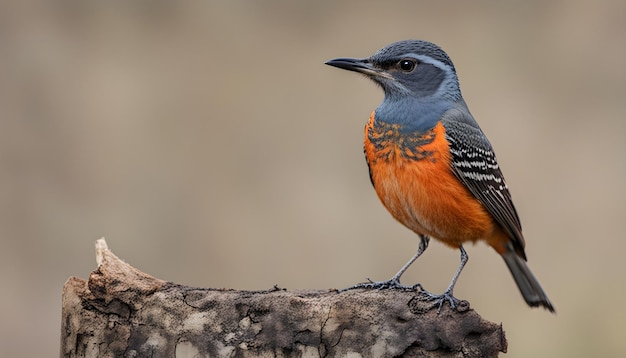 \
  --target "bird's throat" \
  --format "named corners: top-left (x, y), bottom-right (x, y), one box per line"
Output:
top-left (375, 97), bottom-right (452, 133)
